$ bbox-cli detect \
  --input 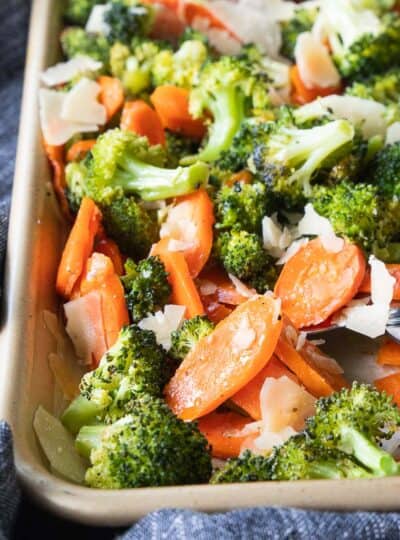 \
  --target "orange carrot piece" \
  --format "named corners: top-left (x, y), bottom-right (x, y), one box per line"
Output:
top-left (95, 236), bottom-right (125, 276)
top-left (199, 266), bottom-right (248, 306)
top-left (66, 140), bottom-right (96, 162)
top-left (359, 264), bottom-right (400, 300)
top-left (147, 0), bottom-right (186, 40)
top-left (225, 170), bottom-right (253, 187)
top-left (290, 65), bottom-right (342, 105)
top-left (201, 293), bottom-right (233, 324)
top-left (375, 373), bottom-right (400, 407)
top-left (231, 356), bottom-right (298, 420)
top-left (98, 76), bottom-right (124, 121)
top-left (79, 253), bottom-right (129, 349)
top-left (162, 189), bottom-right (214, 278)
top-left (120, 100), bottom-right (166, 146)
top-left (56, 198), bottom-right (102, 299)
top-left (151, 237), bottom-right (205, 318)
top-left (182, 1), bottom-right (239, 37)
top-left (150, 86), bottom-right (206, 139)
top-left (165, 294), bottom-right (283, 420)
top-left (274, 238), bottom-right (366, 328)
top-left (377, 339), bottom-right (400, 367)
top-left (275, 331), bottom-right (349, 398)
top-left (198, 411), bottom-right (250, 459)
top-left (43, 140), bottom-right (71, 219)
